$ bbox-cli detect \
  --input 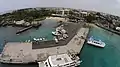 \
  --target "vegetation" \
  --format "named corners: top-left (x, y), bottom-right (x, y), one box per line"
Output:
top-left (0, 8), bottom-right (55, 22)
top-left (84, 14), bottom-right (96, 23)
